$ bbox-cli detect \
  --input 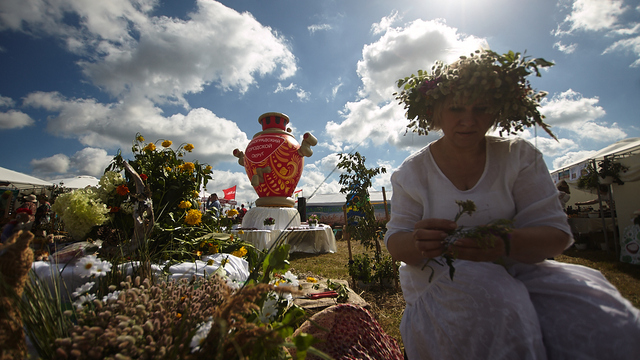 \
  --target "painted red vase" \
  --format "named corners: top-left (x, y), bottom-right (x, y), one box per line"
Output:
top-left (234, 112), bottom-right (316, 207)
